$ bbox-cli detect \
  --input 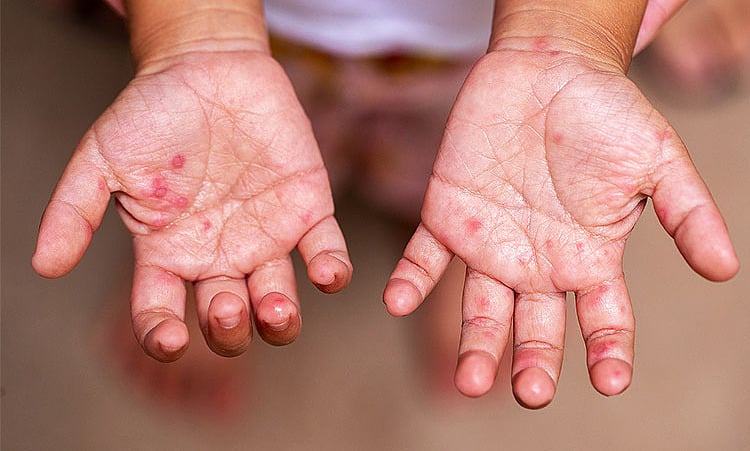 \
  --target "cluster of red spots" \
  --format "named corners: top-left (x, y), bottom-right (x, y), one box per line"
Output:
top-left (151, 176), bottom-right (168, 198)
top-left (148, 155), bottom-right (190, 206)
